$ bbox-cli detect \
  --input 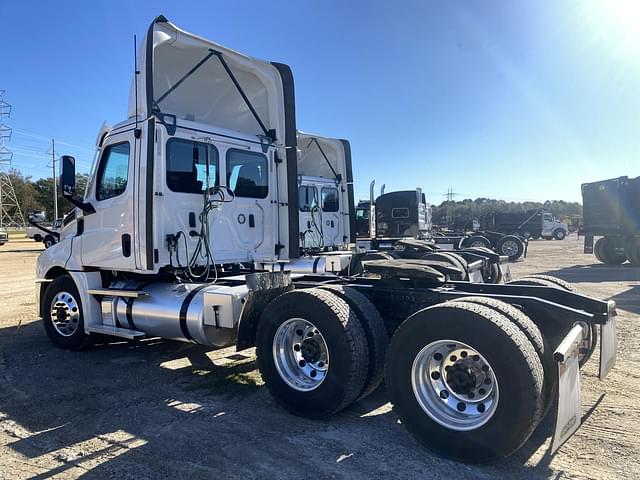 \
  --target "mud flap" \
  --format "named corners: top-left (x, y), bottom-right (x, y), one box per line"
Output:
top-left (599, 306), bottom-right (617, 380)
top-left (499, 262), bottom-right (512, 283)
top-left (551, 324), bottom-right (584, 454)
